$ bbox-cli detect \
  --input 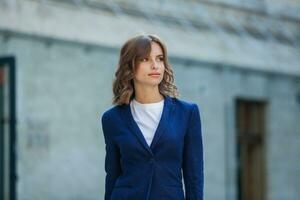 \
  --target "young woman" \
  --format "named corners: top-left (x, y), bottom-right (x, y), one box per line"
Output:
top-left (101, 34), bottom-right (204, 200)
